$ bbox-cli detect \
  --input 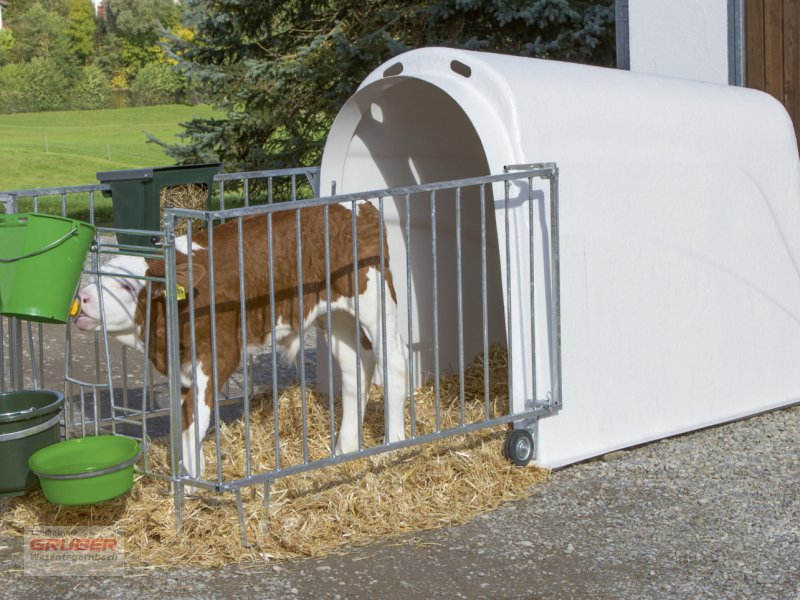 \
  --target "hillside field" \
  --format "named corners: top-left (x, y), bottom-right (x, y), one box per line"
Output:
top-left (0, 105), bottom-right (218, 192)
